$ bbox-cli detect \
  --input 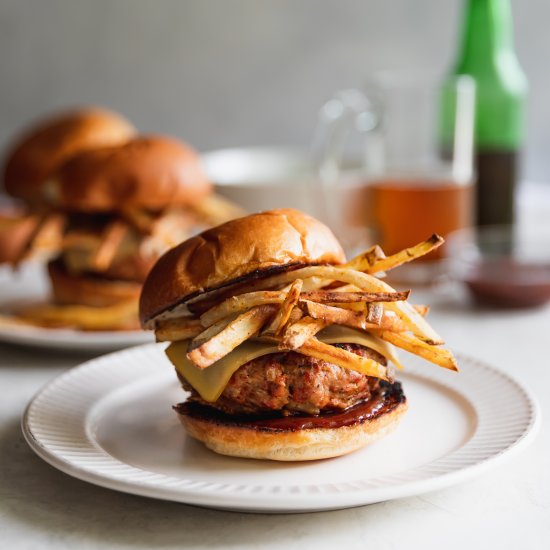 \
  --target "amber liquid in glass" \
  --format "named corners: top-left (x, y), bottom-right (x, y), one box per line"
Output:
top-left (360, 178), bottom-right (473, 260)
